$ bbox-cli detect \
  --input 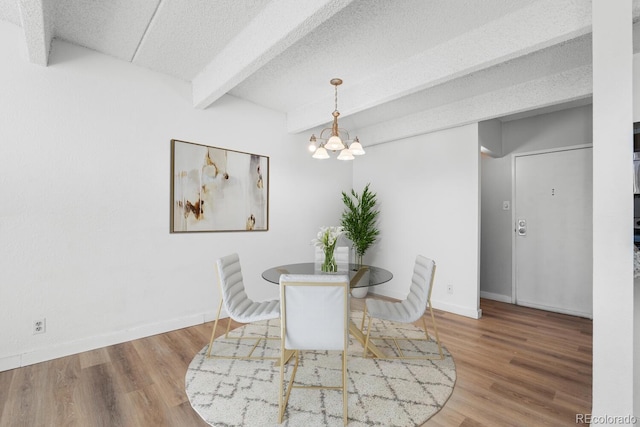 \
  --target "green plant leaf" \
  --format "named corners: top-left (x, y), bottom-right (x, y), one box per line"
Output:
top-left (340, 183), bottom-right (380, 262)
